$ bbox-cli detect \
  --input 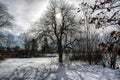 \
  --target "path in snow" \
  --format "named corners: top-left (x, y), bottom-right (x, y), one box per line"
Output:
top-left (56, 65), bottom-right (67, 80)
top-left (45, 63), bottom-right (68, 80)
